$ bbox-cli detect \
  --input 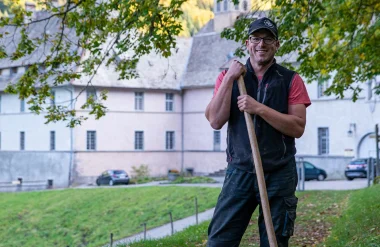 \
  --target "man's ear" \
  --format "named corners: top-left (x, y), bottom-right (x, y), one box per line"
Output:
top-left (276, 40), bottom-right (280, 50)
